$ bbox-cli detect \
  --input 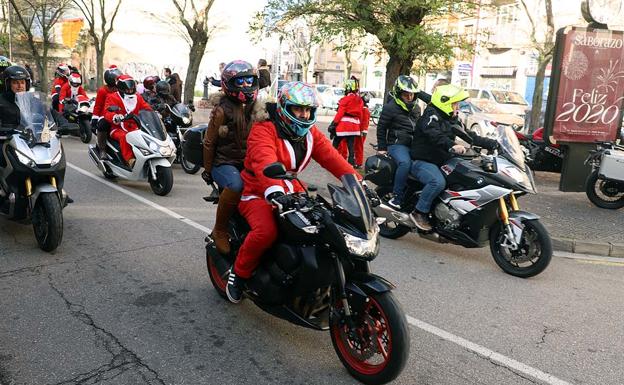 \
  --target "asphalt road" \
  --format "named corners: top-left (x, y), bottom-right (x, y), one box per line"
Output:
top-left (1, 135), bottom-right (623, 385)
